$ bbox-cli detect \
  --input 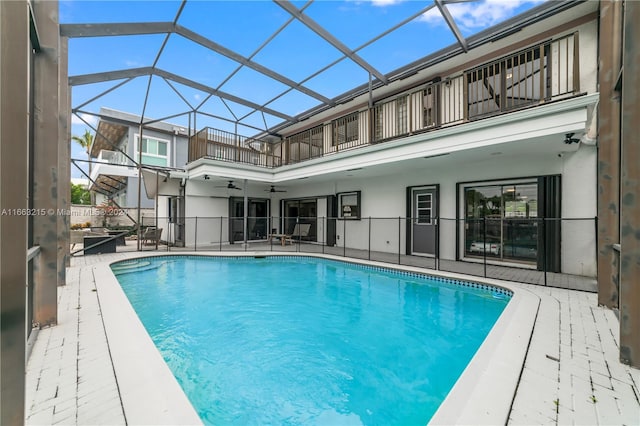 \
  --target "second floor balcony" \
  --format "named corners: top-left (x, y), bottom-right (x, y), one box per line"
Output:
top-left (89, 149), bottom-right (138, 188)
top-left (188, 33), bottom-right (582, 169)
top-left (95, 149), bottom-right (131, 166)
